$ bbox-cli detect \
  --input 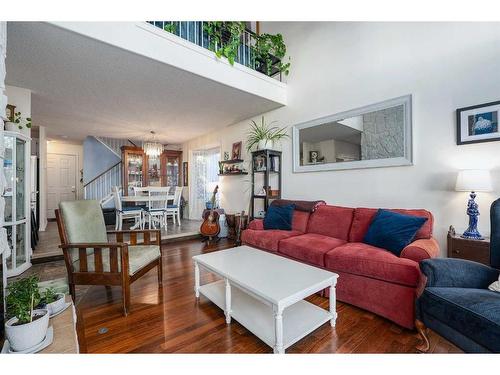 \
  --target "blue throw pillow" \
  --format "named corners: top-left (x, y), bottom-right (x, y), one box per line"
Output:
top-left (363, 209), bottom-right (428, 256)
top-left (263, 204), bottom-right (295, 231)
